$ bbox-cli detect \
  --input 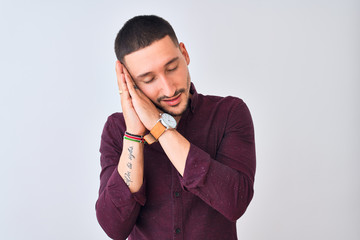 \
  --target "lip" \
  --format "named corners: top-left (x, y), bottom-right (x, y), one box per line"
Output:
top-left (162, 93), bottom-right (182, 106)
